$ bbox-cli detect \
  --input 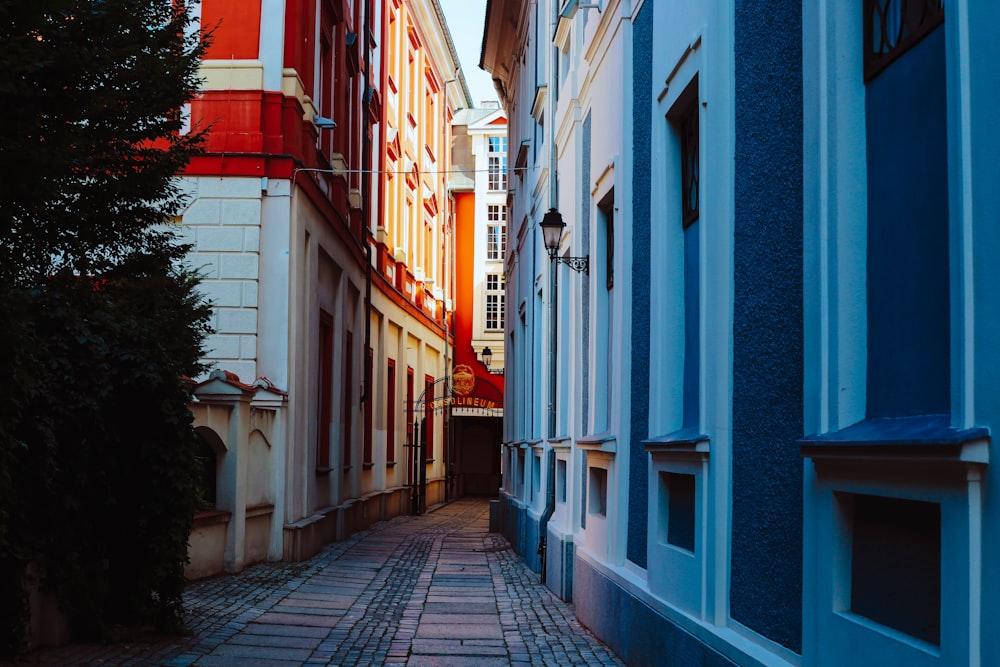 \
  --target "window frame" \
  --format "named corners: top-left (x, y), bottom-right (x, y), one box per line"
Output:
top-left (486, 204), bottom-right (507, 261)
top-left (317, 310), bottom-right (334, 470)
top-left (386, 359), bottom-right (397, 465)
top-left (485, 272), bottom-right (505, 331)
top-left (488, 136), bottom-right (508, 192)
